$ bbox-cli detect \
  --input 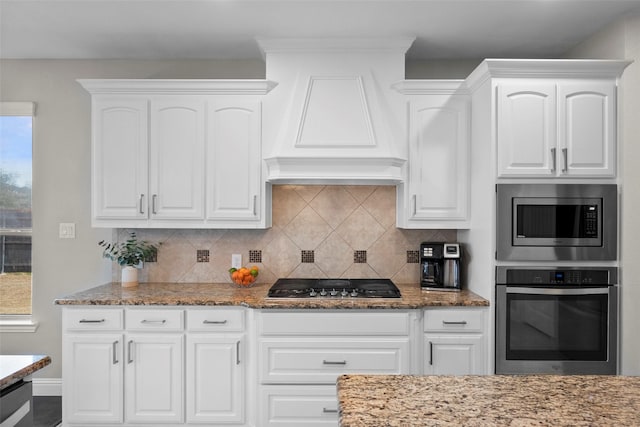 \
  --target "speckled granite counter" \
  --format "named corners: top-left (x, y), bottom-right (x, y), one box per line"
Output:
top-left (54, 282), bottom-right (488, 308)
top-left (337, 374), bottom-right (640, 426)
top-left (0, 355), bottom-right (51, 389)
